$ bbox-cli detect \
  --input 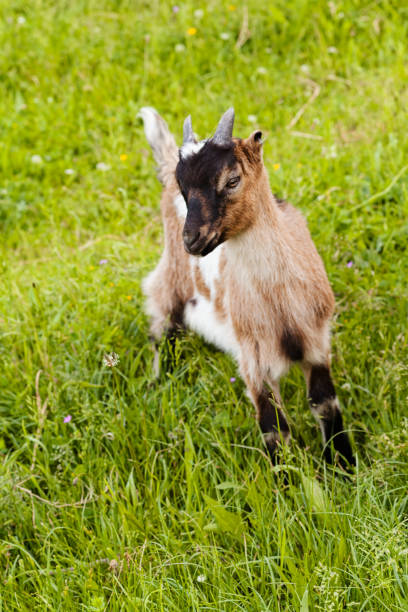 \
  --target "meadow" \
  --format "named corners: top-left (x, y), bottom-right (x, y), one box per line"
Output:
top-left (1, 0), bottom-right (408, 609)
